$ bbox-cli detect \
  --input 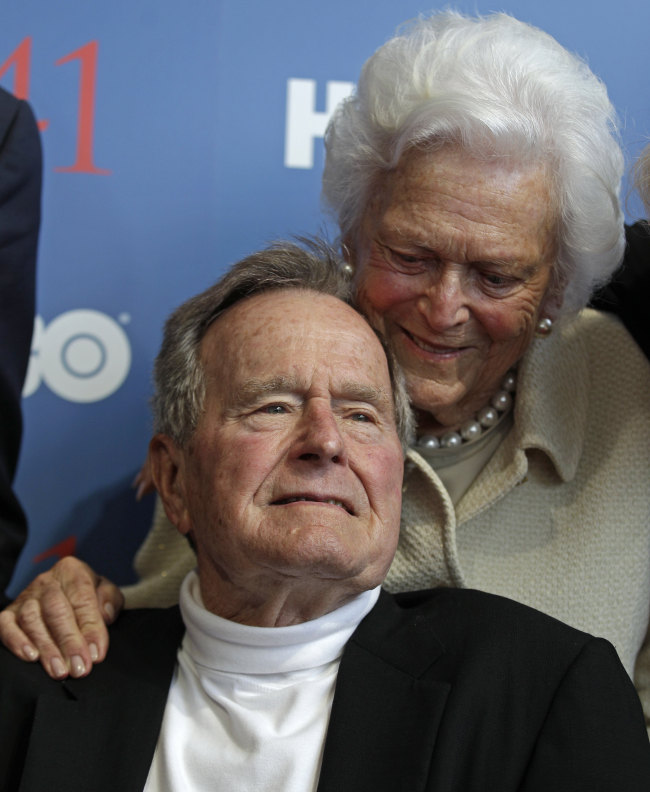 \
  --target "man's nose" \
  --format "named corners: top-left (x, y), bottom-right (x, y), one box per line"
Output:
top-left (292, 403), bottom-right (347, 465)
top-left (417, 267), bottom-right (470, 330)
